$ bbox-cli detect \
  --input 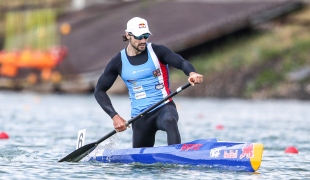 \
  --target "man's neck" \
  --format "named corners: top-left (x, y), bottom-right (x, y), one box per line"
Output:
top-left (126, 45), bottom-right (142, 56)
